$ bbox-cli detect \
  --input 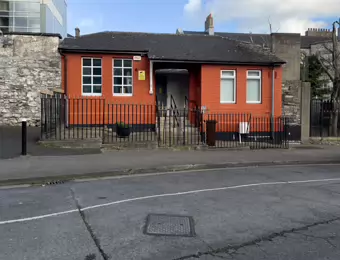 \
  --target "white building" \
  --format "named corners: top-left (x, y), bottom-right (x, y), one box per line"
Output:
top-left (0, 0), bottom-right (67, 38)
